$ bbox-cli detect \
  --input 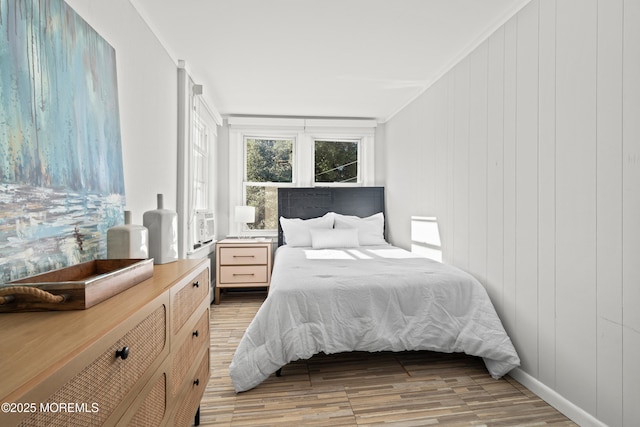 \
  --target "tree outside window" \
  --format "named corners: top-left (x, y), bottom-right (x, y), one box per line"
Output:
top-left (244, 138), bottom-right (293, 230)
top-left (314, 140), bottom-right (359, 183)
